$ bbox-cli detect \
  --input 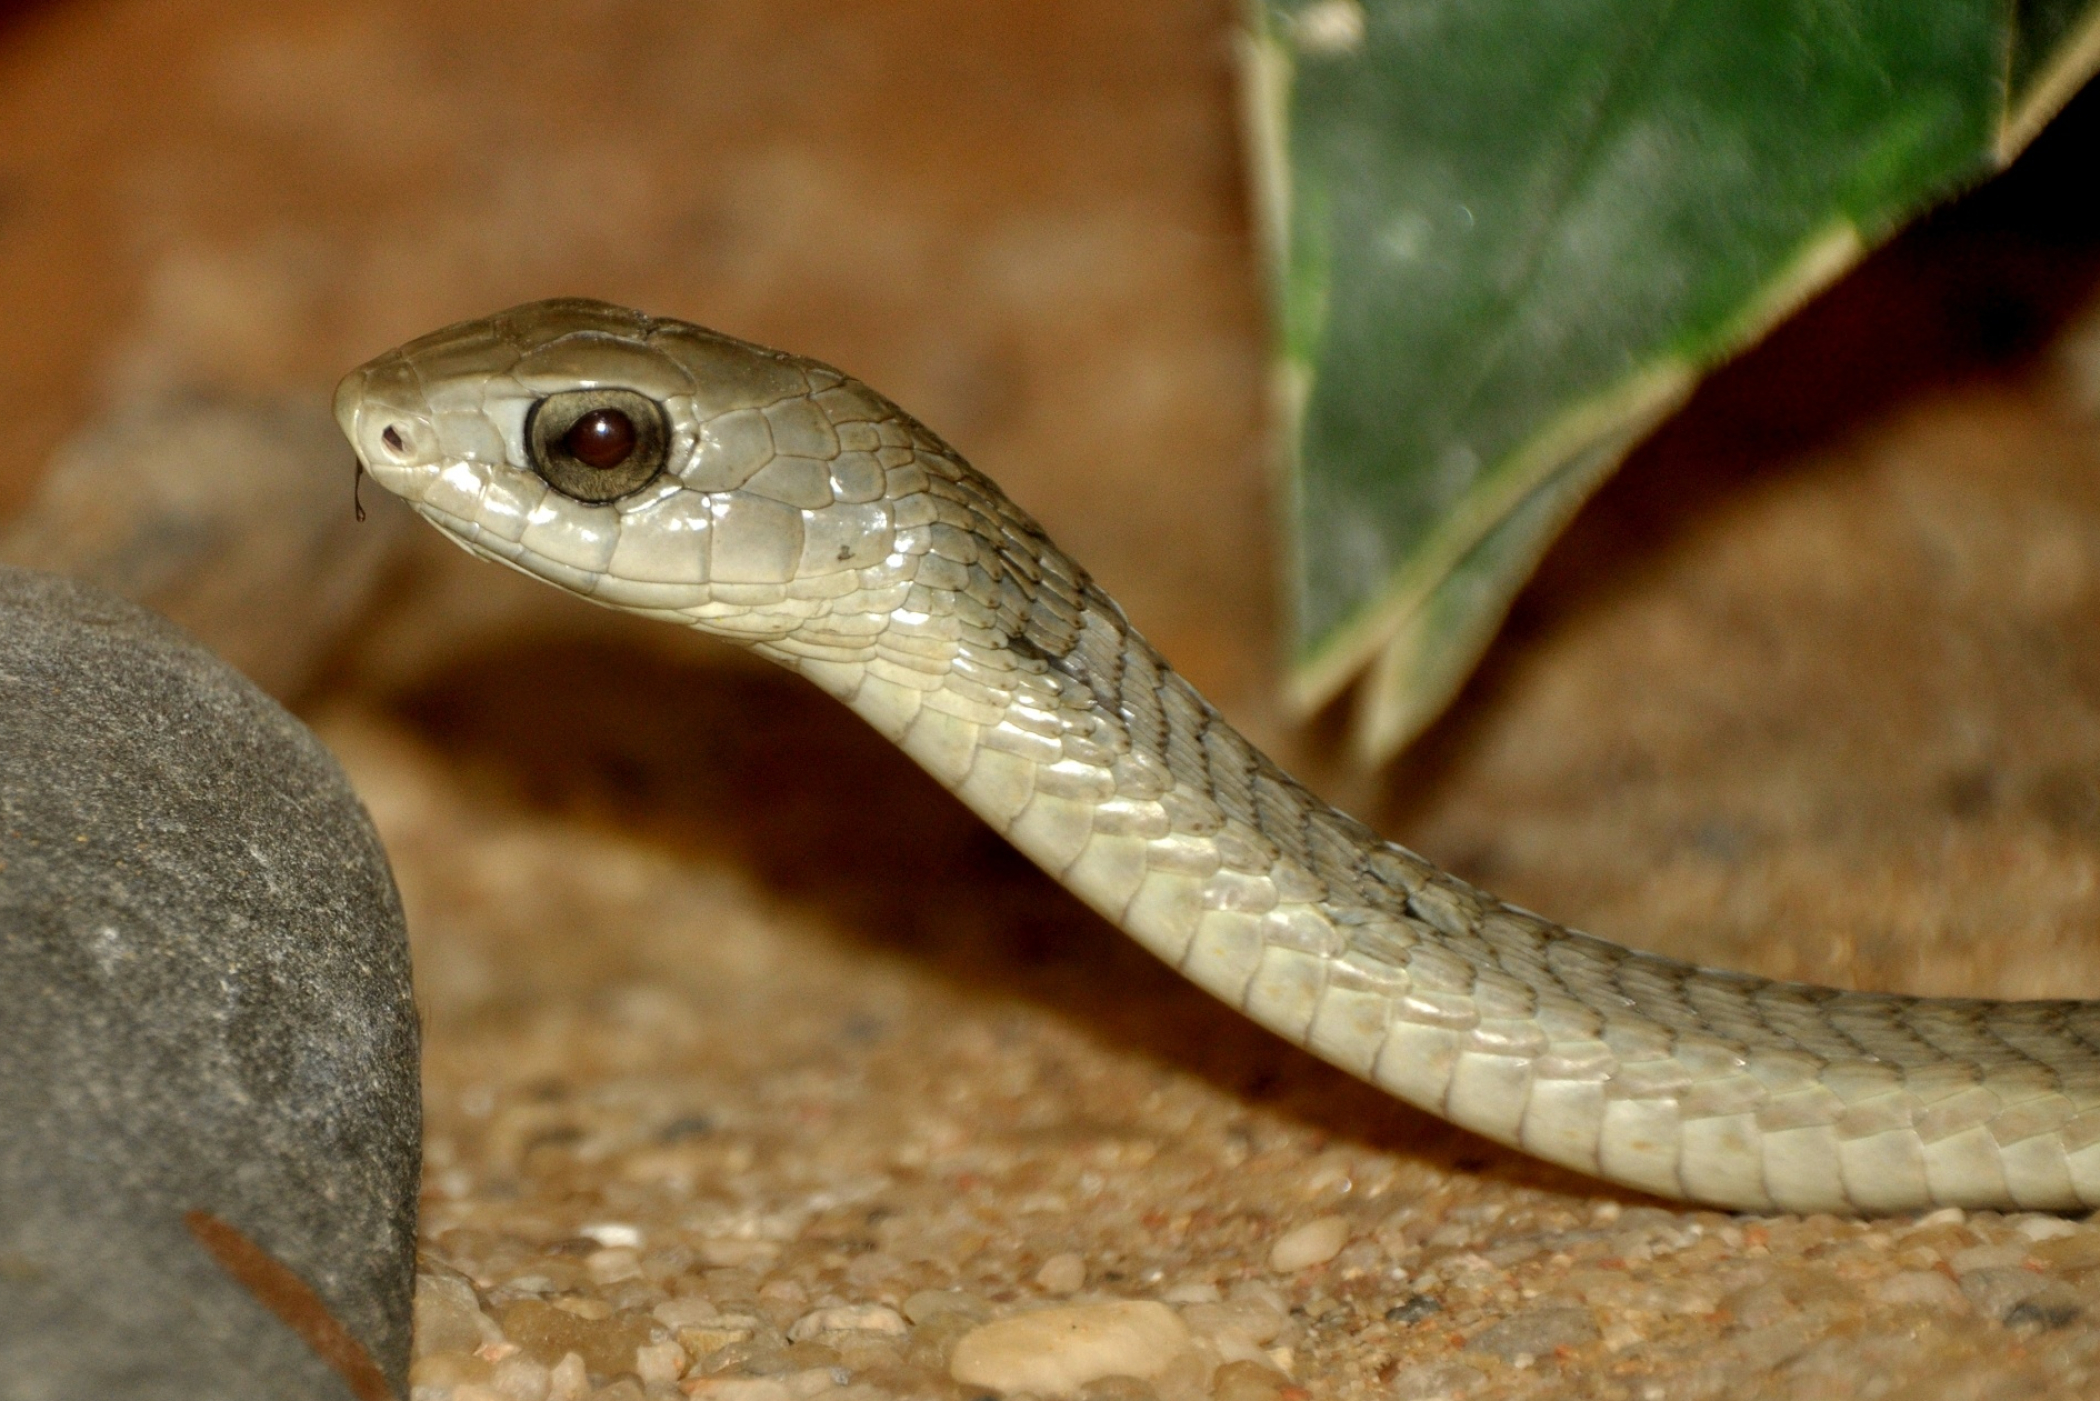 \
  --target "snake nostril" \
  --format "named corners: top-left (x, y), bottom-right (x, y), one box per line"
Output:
top-left (380, 425), bottom-right (406, 455)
